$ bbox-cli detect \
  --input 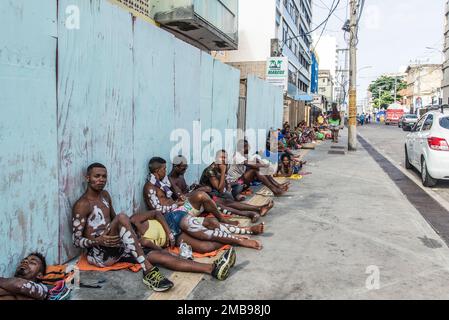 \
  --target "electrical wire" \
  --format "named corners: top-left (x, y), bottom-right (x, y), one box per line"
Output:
top-left (280, 0), bottom-right (341, 49)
